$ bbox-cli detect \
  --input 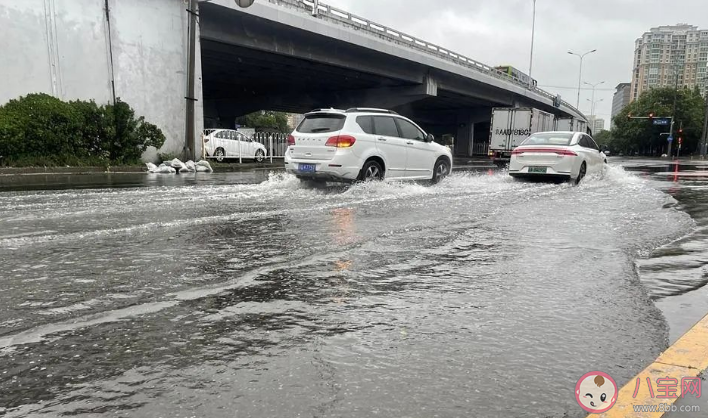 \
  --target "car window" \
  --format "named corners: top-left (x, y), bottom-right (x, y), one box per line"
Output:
top-left (395, 118), bottom-right (426, 141)
top-left (356, 116), bottom-right (375, 134)
top-left (297, 114), bottom-right (346, 133)
top-left (581, 135), bottom-right (598, 150)
top-left (373, 116), bottom-right (400, 137)
top-left (588, 136), bottom-right (600, 150)
top-left (521, 132), bottom-right (574, 146)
